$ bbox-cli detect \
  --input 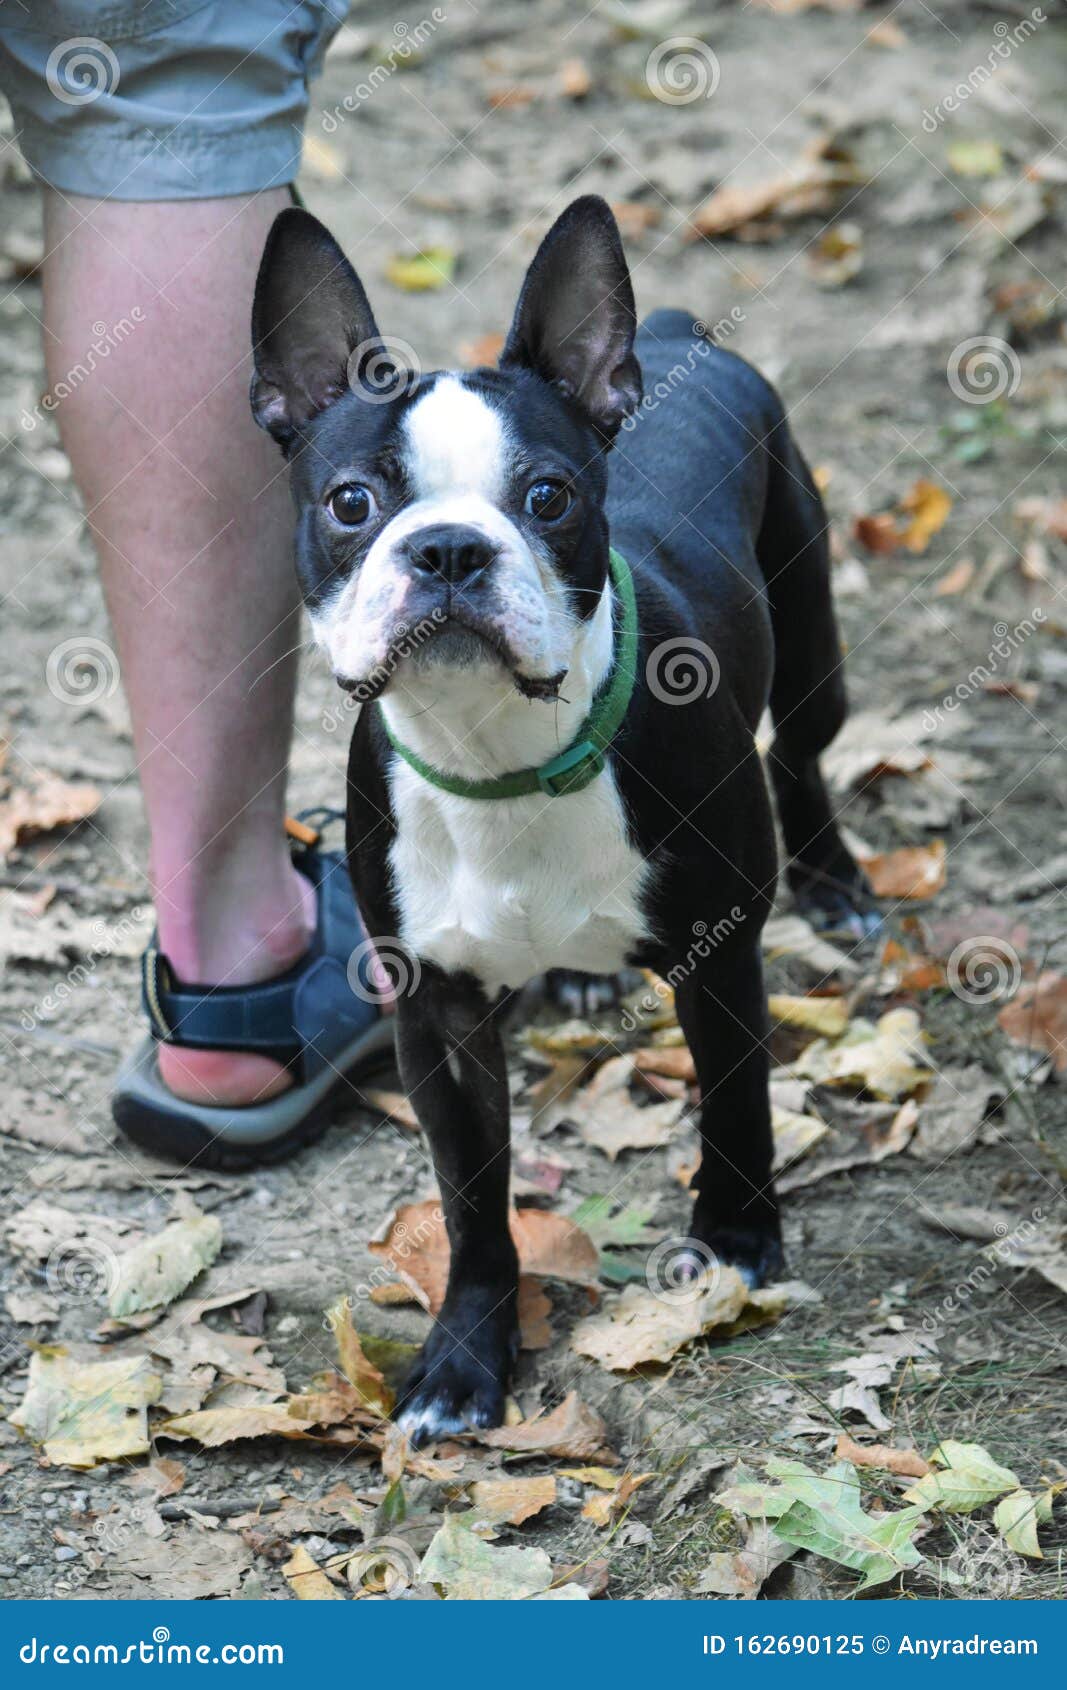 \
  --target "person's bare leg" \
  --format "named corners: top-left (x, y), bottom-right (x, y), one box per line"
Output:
top-left (42, 190), bottom-right (312, 1106)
